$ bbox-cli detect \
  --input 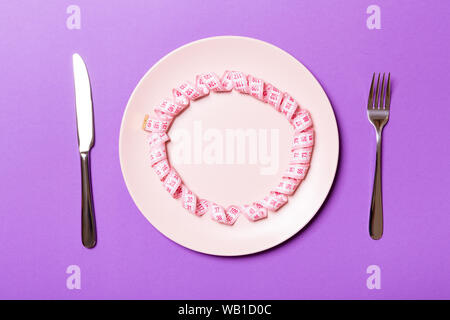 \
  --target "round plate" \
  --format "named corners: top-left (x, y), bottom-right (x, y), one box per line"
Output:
top-left (119, 36), bottom-right (339, 256)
